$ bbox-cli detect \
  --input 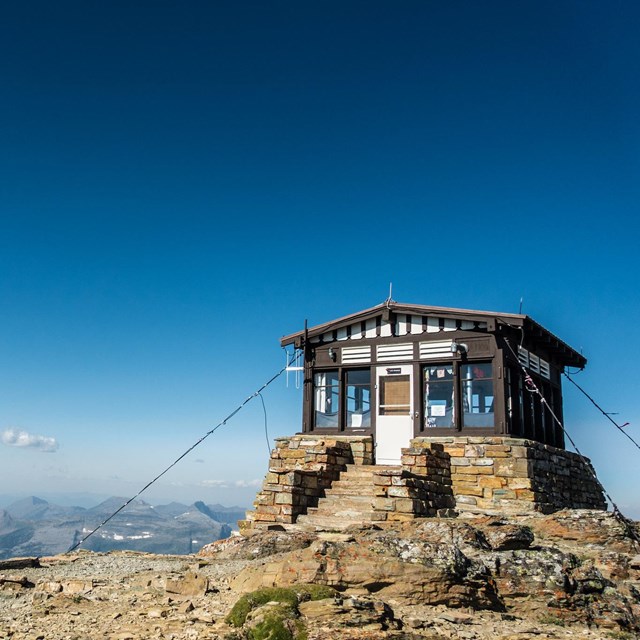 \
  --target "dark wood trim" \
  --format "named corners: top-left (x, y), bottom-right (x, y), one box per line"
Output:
top-left (283, 303), bottom-right (585, 369)
top-left (299, 312), bottom-right (571, 449)
top-left (412, 361), bottom-right (421, 437)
